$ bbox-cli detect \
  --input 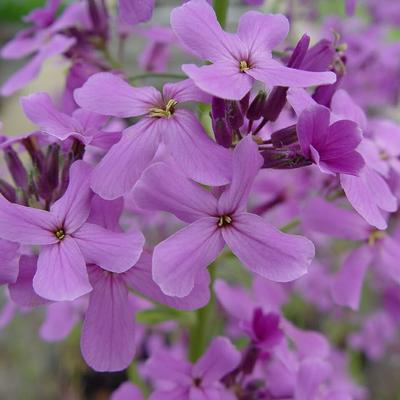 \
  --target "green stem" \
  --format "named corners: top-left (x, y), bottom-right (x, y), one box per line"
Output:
top-left (280, 218), bottom-right (300, 233)
top-left (128, 72), bottom-right (186, 82)
top-left (213, 0), bottom-right (229, 28)
top-left (188, 264), bottom-right (217, 362)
